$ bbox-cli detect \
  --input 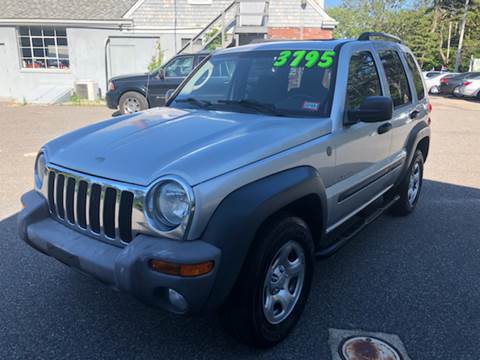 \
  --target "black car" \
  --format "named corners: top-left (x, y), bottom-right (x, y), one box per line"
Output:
top-left (438, 72), bottom-right (480, 96)
top-left (106, 52), bottom-right (209, 114)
